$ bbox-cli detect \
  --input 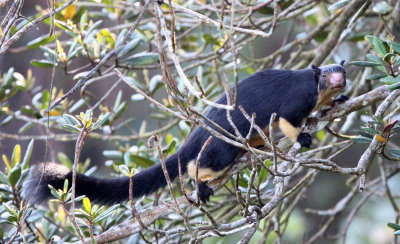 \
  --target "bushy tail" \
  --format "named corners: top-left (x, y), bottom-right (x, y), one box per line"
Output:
top-left (22, 142), bottom-right (198, 205)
